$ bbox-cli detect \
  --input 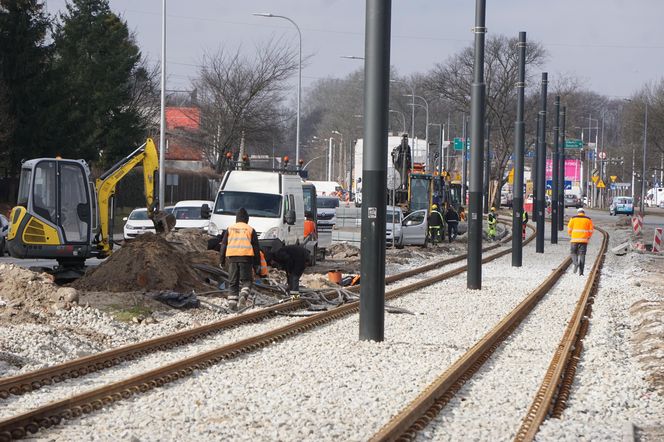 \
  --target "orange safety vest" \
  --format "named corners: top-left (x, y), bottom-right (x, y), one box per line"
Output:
top-left (304, 219), bottom-right (317, 239)
top-left (567, 215), bottom-right (594, 243)
top-left (225, 222), bottom-right (255, 257)
top-left (259, 251), bottom-right (268, 276)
